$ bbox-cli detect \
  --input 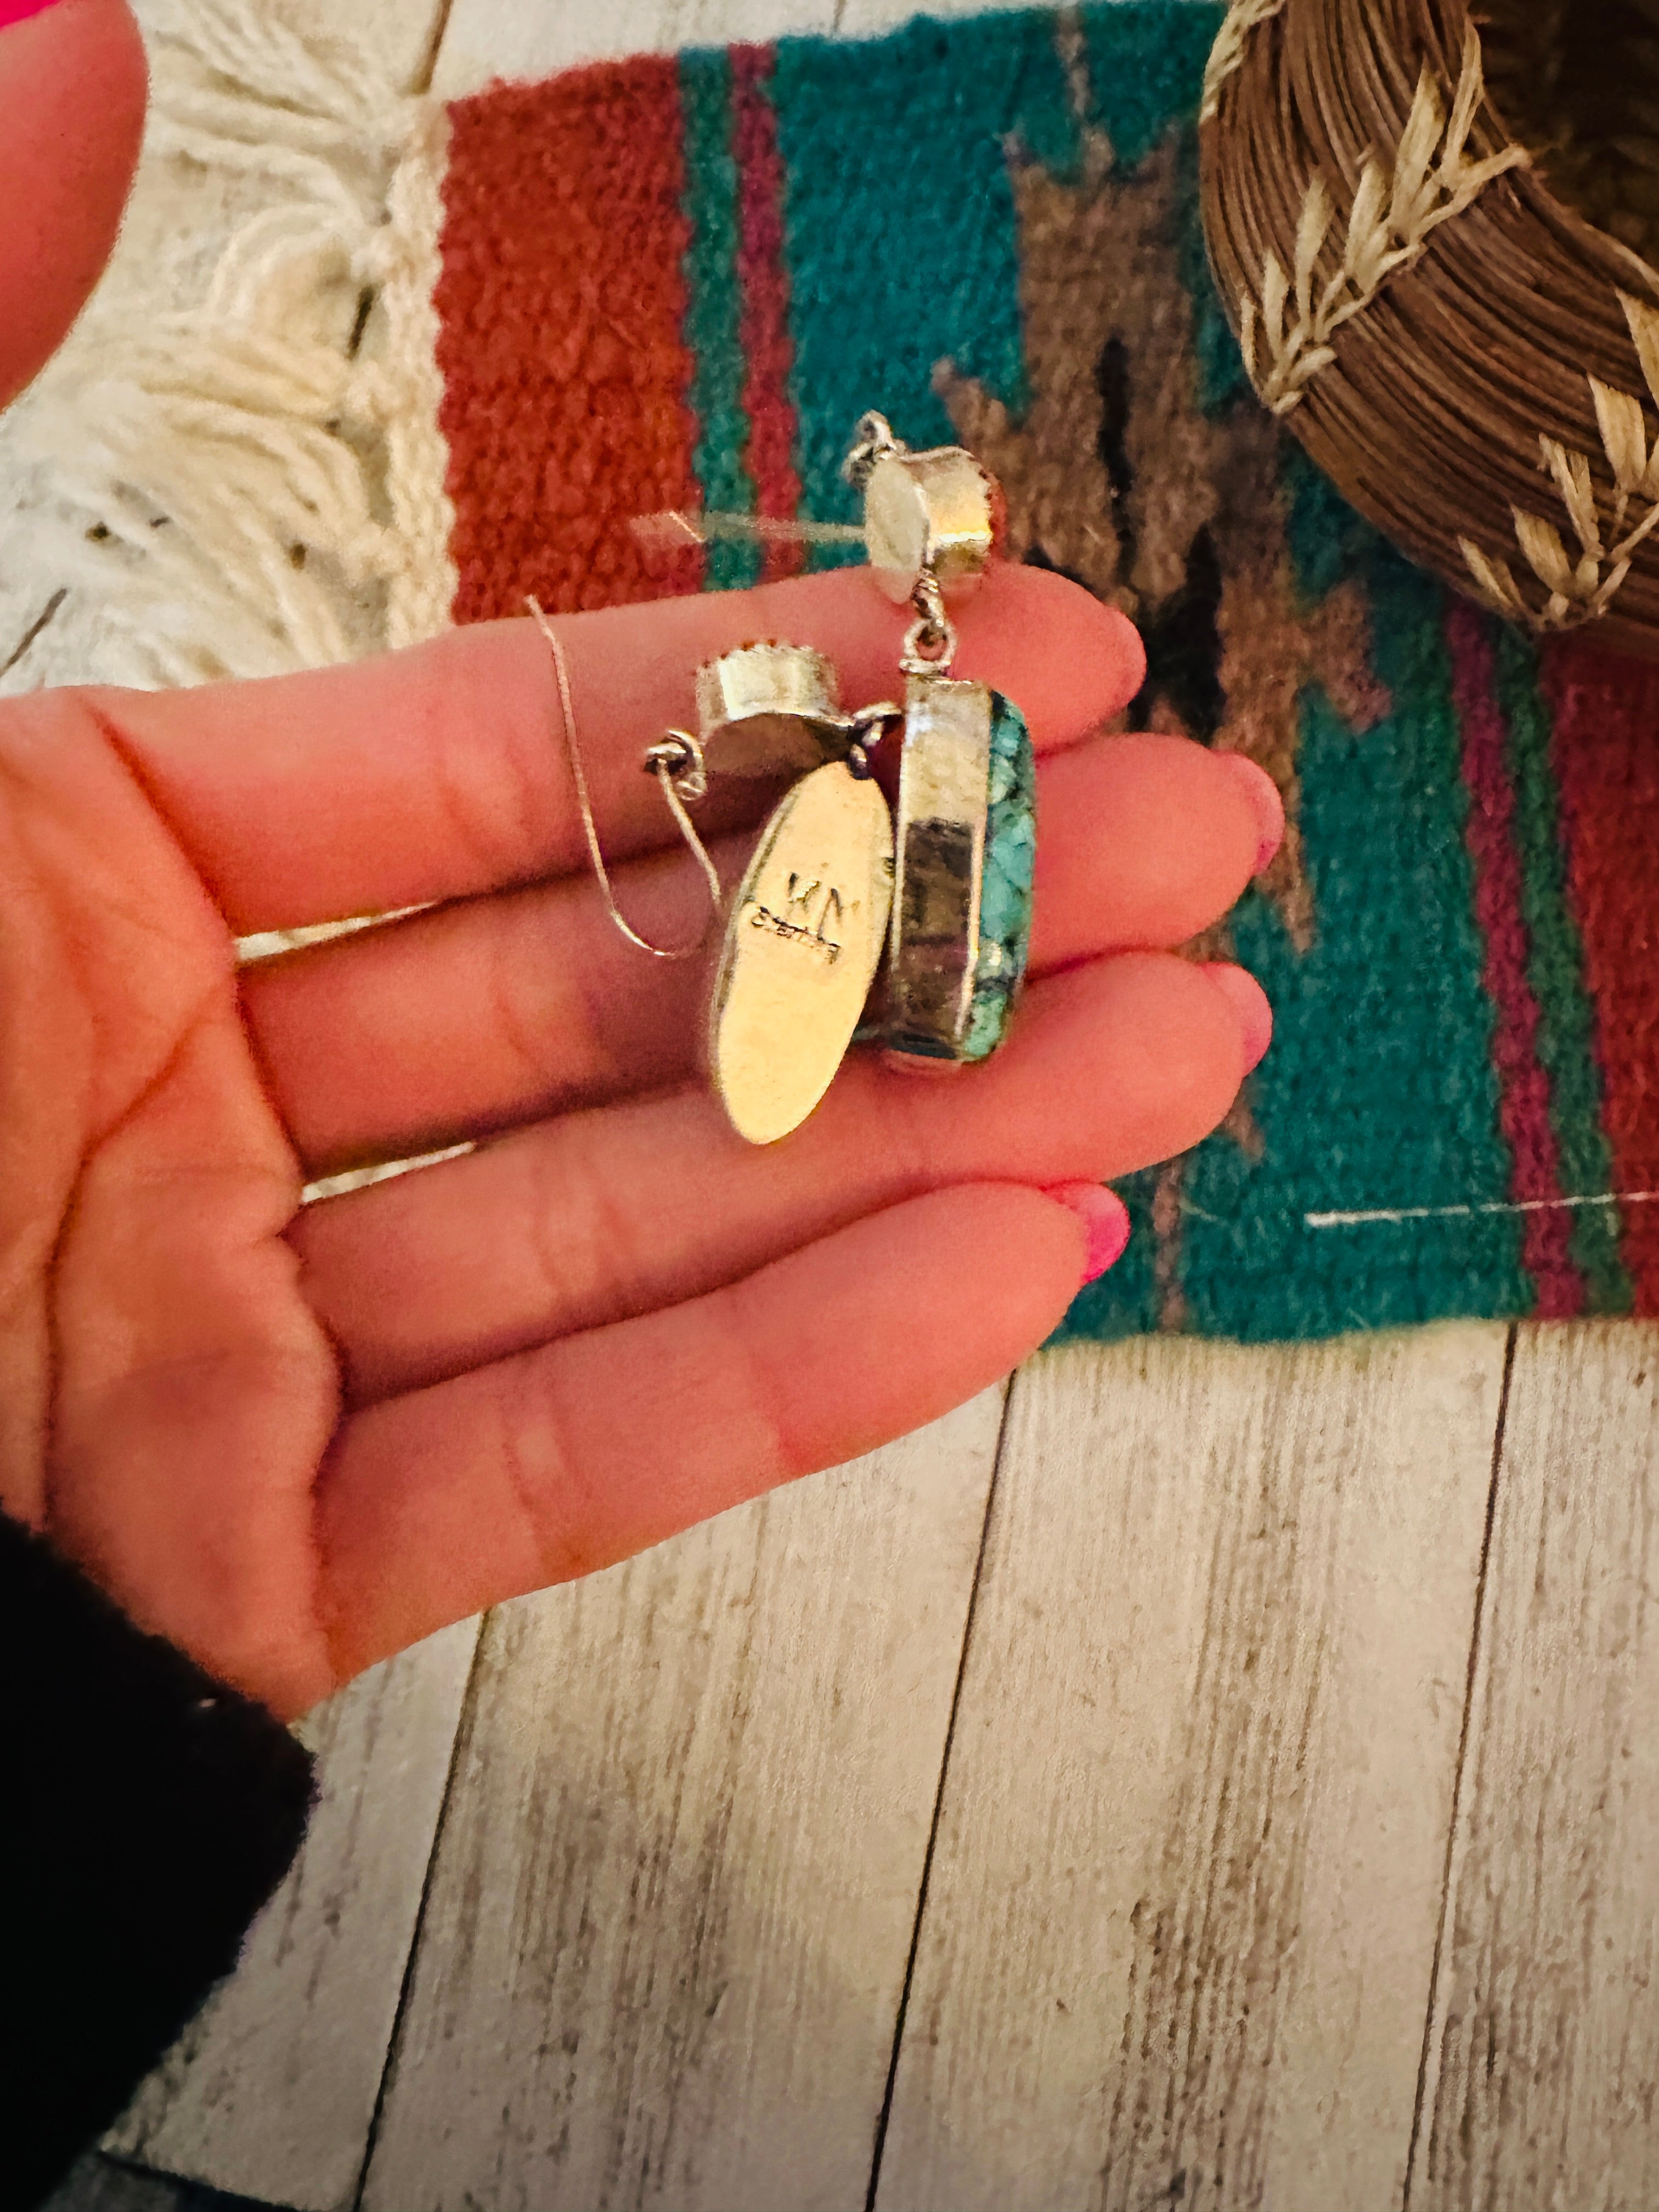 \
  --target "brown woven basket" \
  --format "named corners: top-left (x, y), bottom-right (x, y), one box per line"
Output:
top-left (1200, 0), bottom-right (1659, 657)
